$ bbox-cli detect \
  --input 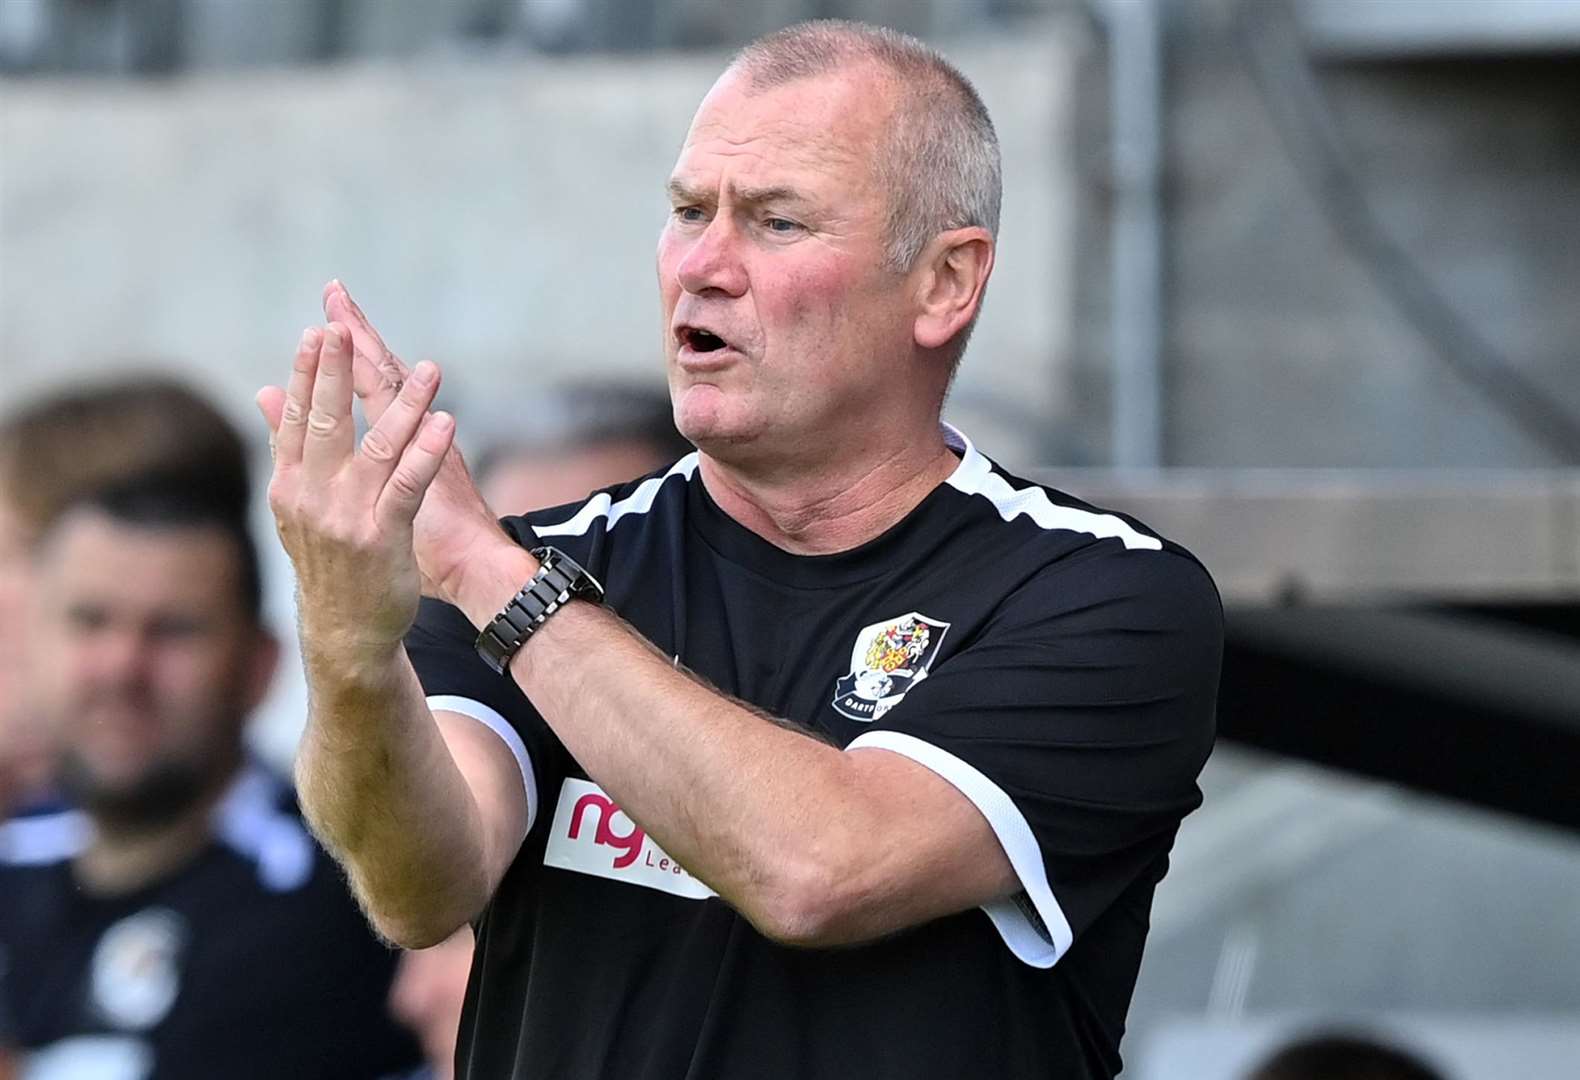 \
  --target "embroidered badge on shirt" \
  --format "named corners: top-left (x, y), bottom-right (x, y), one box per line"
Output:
top-left (90, 908), bottom-right (187, 1031)
top-left (832, 612), bottom-right (950, 722)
